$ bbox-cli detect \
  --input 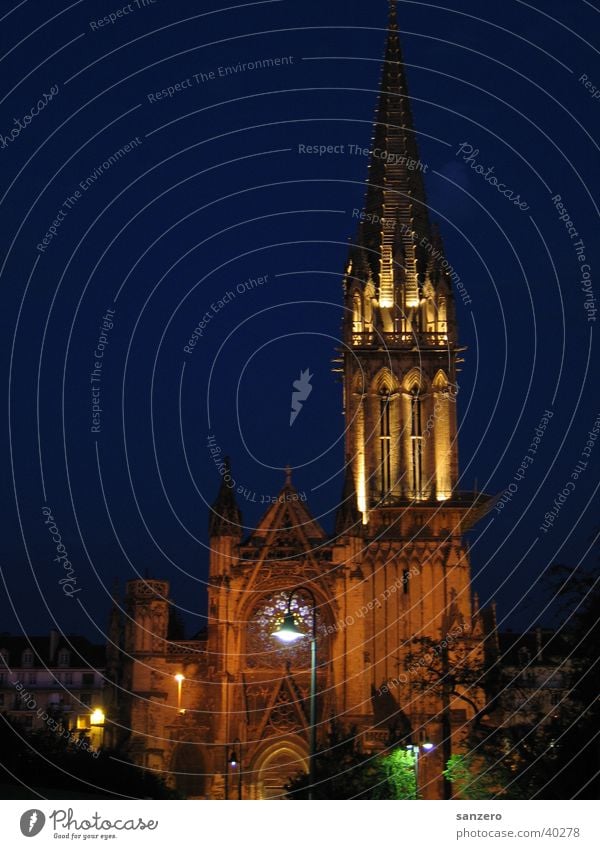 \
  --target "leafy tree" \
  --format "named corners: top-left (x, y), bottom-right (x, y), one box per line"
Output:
top-left (286, 722), bottom-right (416, 799)
top-left (379, 748), bottom-right (416, 799)
top-left (445, 562), bottom-right (600, 800)
top-left (0, 715), bottom-right (179, 799)
top-left (401, 619), bottom-right (489, 799)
